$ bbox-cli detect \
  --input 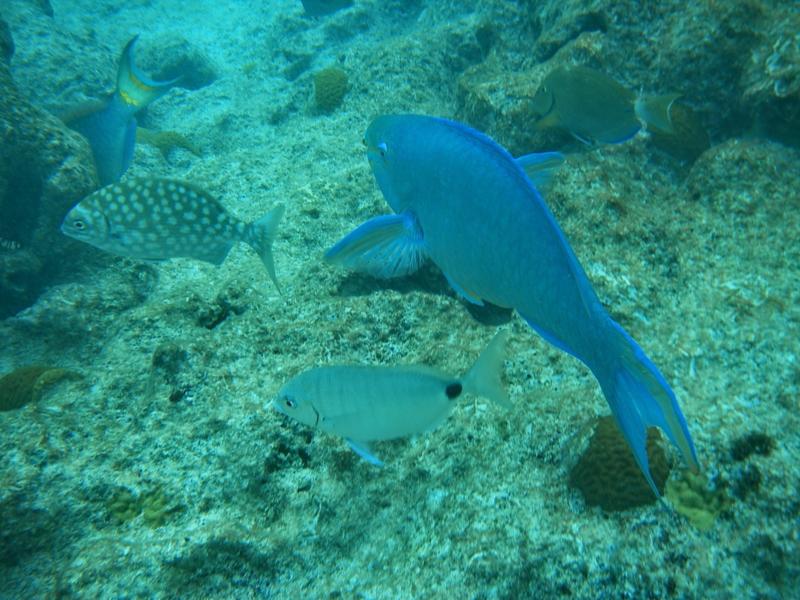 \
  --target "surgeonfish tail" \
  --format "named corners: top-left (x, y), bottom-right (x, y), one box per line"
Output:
top-left (116, 35), bottom-right (181, 110)
top-left (247, 205), bottom-right (285, 292)
top-left (634, 93), bottom-right (681, 134)
top-left (462, 330), bottom-right (511, 410)
top-left (597, 319), bottom-right (699, 497)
